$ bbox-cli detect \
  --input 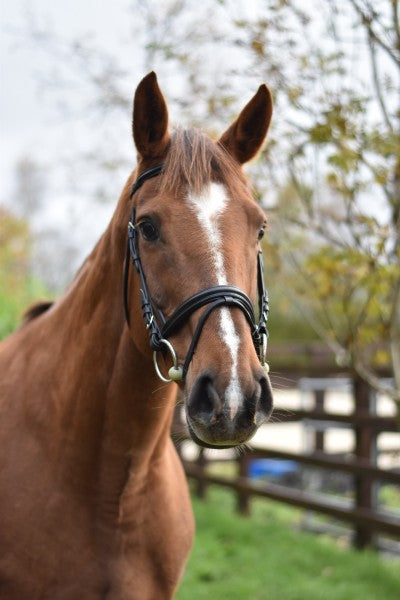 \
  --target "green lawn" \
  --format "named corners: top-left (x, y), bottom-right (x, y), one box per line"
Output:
top-left (176, 487), bottom-right (400, 600)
